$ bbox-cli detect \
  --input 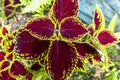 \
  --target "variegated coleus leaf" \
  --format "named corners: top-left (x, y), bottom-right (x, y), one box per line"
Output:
top-left (2, 0), bottom-right (21, 19)
top-left (74, 43), bottom-right (100, 59)
top-left (0, 70), bottom-right (16, 80)
top-left (0, 51), bottom-right (5, 61)
top-left (93, 5), bottom-right (105, 31)
top-left (53, 0), bottom-right (78, 22)
top-left (47, 40), bottom-right (77, 80)
top-left (15, 30), bottom-right (50, 59)
top-left (97, 30), bottom-right (118, 46)
top-left (60, 17), bottom-right (87, 41)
